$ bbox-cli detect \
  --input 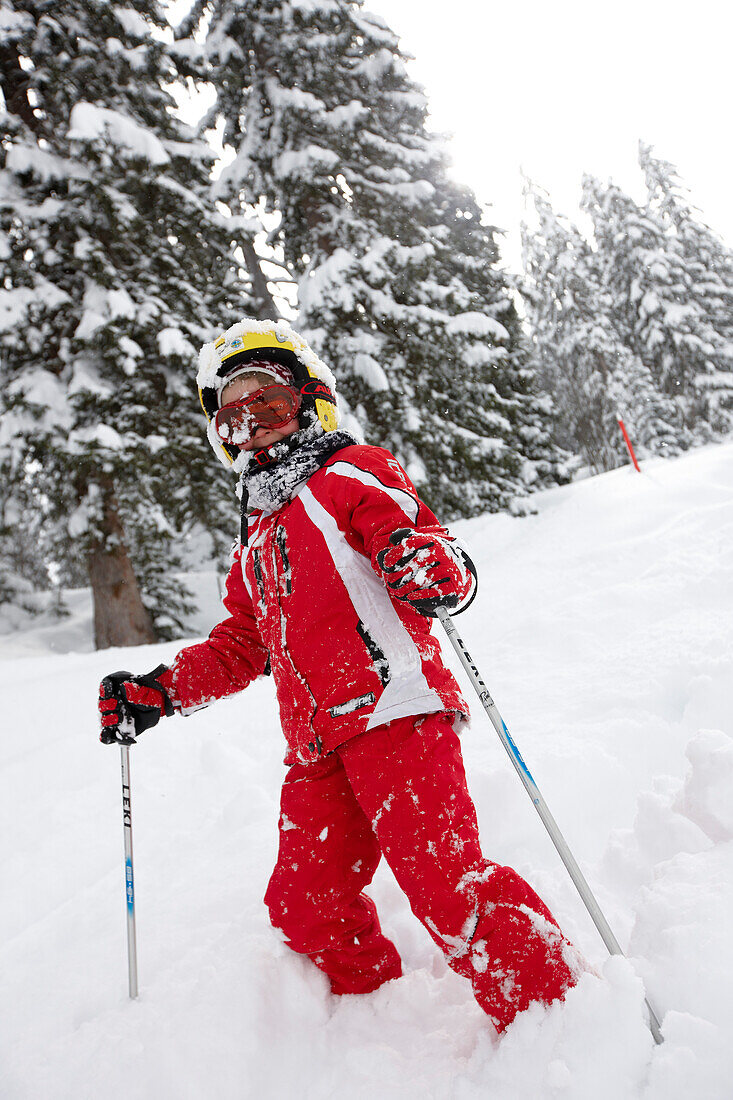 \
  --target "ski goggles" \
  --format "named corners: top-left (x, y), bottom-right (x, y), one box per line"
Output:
top-left (214, 384), bottom-right (302, 444)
